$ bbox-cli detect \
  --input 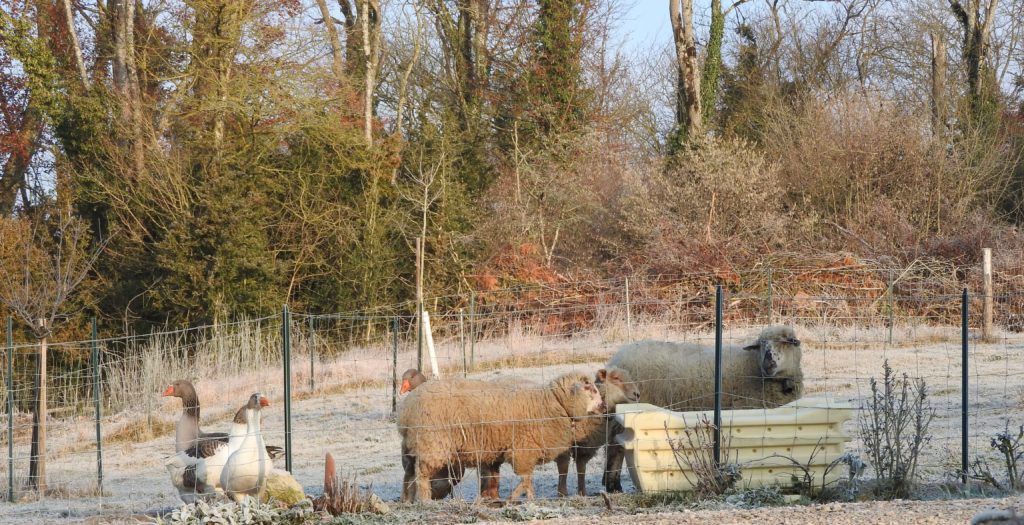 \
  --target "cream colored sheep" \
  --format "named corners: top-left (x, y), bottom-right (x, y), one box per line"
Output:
top-left (555, 366), bottom-right (640, 497)
top-left (400, 373), bottom-right (604, 502)
top-left (602, 325), bottom-right (804, 492)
